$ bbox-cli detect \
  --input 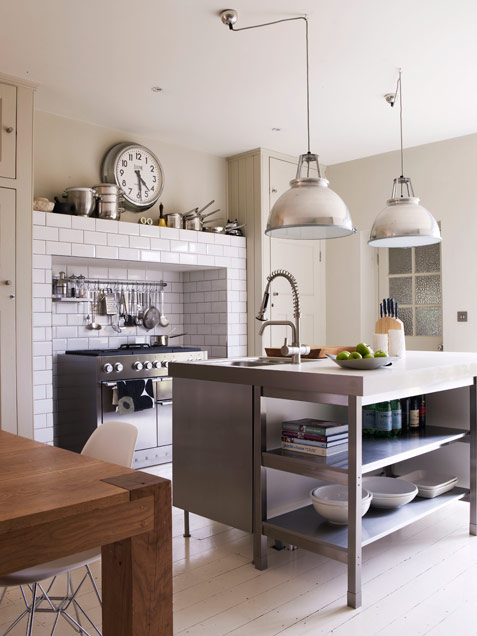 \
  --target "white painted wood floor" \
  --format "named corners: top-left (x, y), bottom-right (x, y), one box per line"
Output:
top-left (2, 462), bottom-right (477, 635)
